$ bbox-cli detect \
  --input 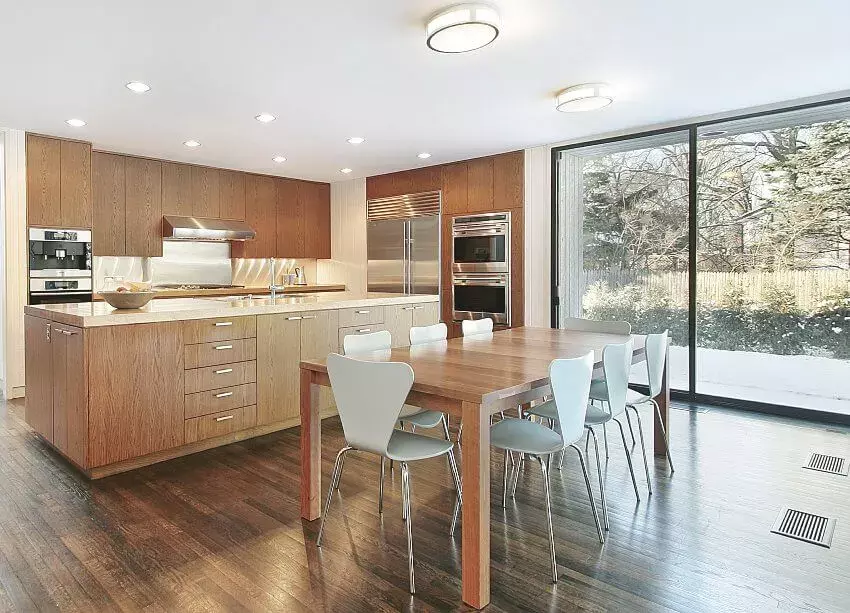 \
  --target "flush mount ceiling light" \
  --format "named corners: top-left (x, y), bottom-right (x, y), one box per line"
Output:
top-left (126, 81), bottom-right (151, 93)
top-left (255, 112), bottom-right (276, 123)
top-left (340, 168), bottom-right (353, 174)
top-left (65, 118), bottom-right (86, 127)
top-left (555, 83), bottom-right (615, 112)
top-left (272, 155), bottom-right (287, 163)
top-left (426, 4), bottom-right (500, 53)
top-left (418, 152), bottom-right (432, 159)
top-left (183, 140), bottom-right (201, 148)
top-left (347, 137), bottom-right (365, 145)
